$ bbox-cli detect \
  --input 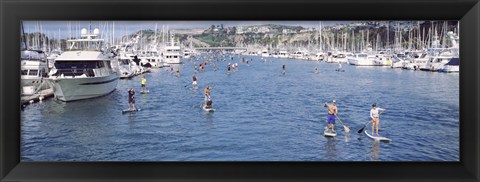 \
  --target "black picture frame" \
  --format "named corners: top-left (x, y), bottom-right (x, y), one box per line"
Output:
top-left (1, 0), bottom-right (478, 181)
